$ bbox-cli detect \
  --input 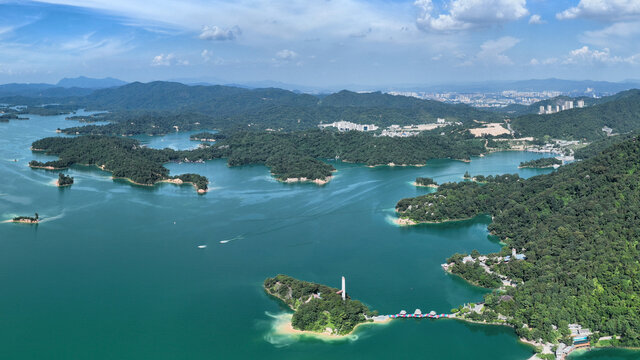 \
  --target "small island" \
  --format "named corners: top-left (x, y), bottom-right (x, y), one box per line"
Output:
top-left (264, 275), bottom-right (380, 337)
top-left (414, 177), bottom-right (438, 188)
top-left (56, 173), bottom-right (74, 187)
top-left (519, 157), bottom-right (562, 168)
top-left (11, 213), bottom-right (39, 224)
top-left (190, 132), bottom-right (225, 142)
